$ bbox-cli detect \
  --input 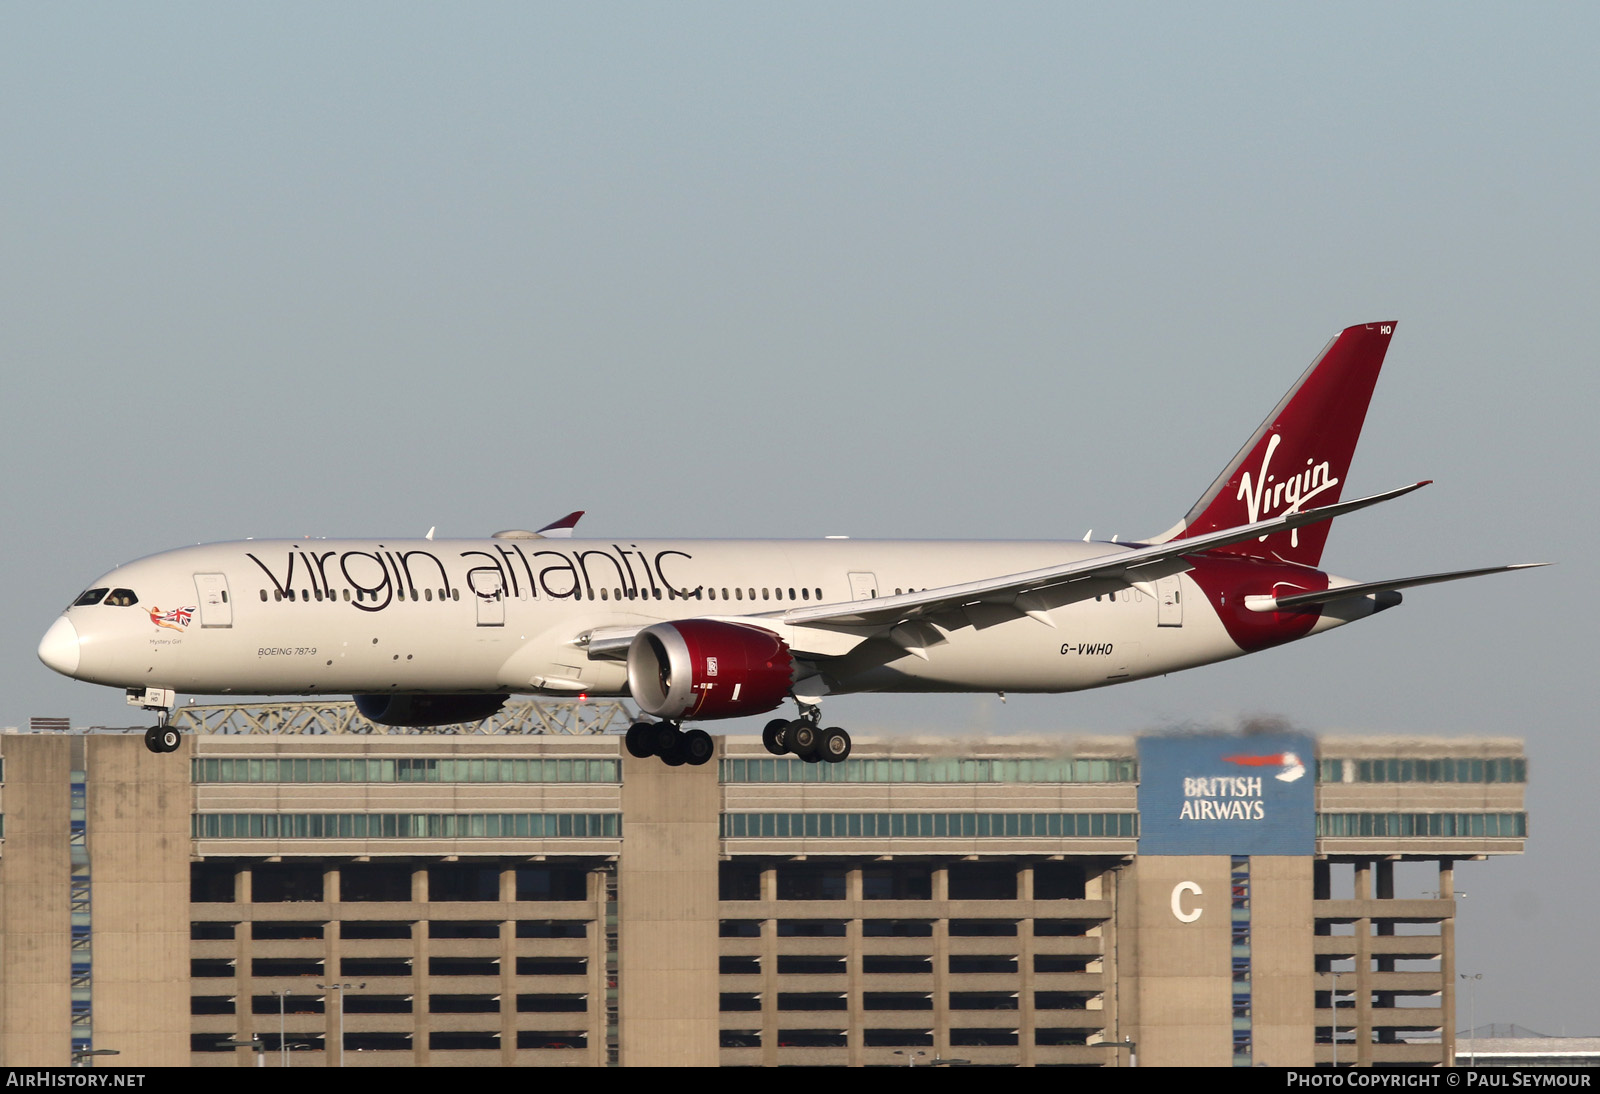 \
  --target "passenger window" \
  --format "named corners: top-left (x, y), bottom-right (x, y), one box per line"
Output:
top-left (73, 589), bottom-right (109, 606)
top-left (260, 590), bottom-right (268, 602)
top-left (735, 588), bottom-right (743, 601)
top-left (105, 589), bottom-right (139, 607)
top-left (425, 589), bottom-right (433, 601)
top-left (801, 589), bottom-right (809, 601)
top-left (343, 589), bottom-right (351, 602)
